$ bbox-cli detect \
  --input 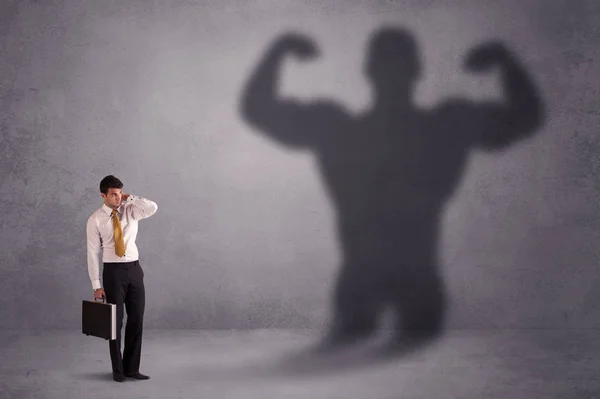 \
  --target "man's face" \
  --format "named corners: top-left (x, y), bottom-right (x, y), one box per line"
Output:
top-left (102, 188), bottom-right (122, 209)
